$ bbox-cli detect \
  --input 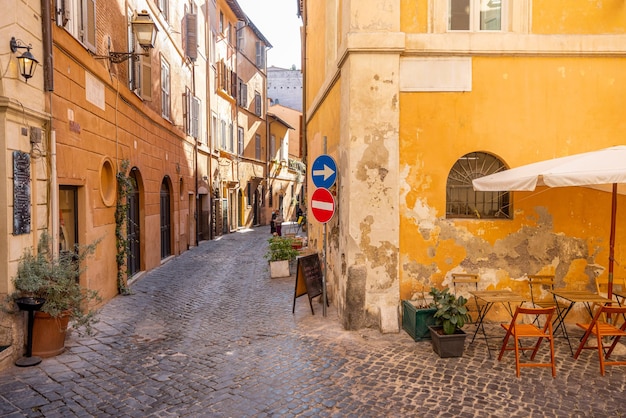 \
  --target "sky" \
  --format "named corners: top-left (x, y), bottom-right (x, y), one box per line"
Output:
top-left (236, 0), bottom-right (303, 69)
